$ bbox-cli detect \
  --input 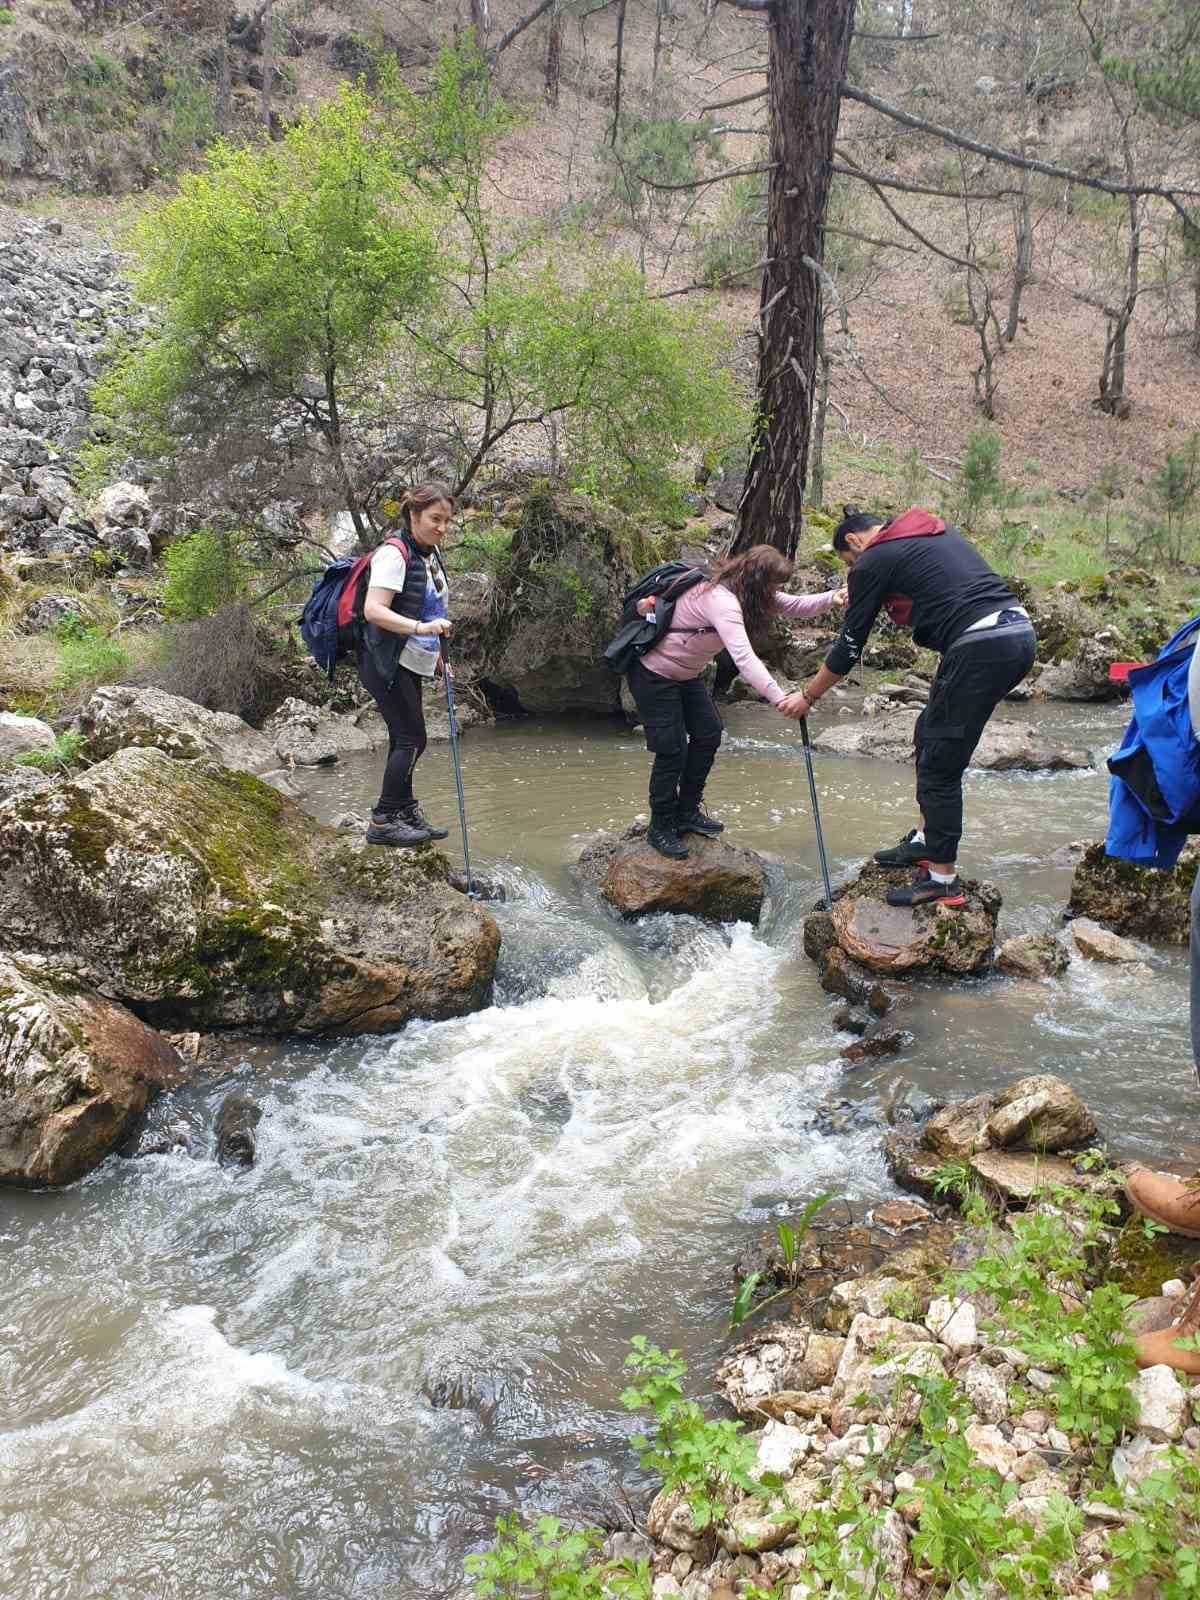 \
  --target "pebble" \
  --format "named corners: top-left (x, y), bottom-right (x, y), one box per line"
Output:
top-left (1026, 1368), bottom-right (1056, 1394)
top-left (1162, 1279), bottom-right (1188, 1298)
